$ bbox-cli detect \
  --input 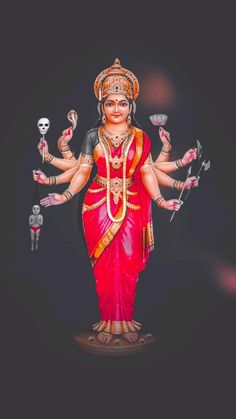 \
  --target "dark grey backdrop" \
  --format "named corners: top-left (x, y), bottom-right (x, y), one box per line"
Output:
top-left (1, 3), bottom-right (235, 417)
